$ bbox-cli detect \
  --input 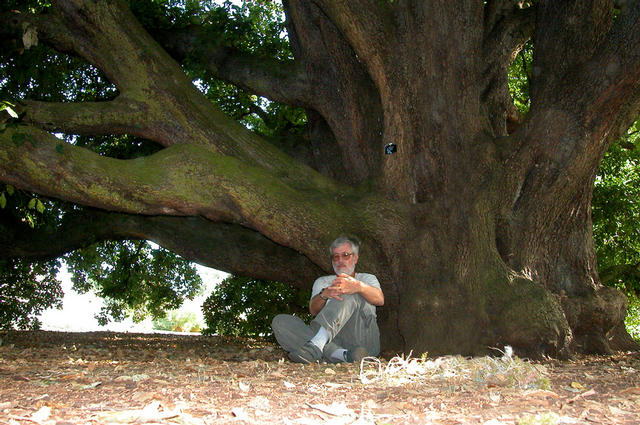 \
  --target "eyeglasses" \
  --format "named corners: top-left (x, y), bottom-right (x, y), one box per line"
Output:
top-left (331, 252), bottom-right (353, 262)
